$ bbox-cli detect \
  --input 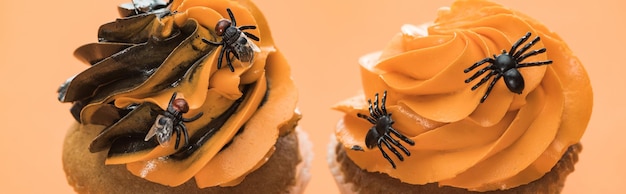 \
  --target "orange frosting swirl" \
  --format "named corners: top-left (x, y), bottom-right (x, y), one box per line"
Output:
top-left (334, 0), bottom-right (592, 191)
top-left (58, 0), bottom-right (298, 188)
